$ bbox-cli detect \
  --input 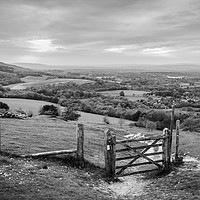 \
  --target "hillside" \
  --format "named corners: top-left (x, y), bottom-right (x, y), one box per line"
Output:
top-left (0, 98), bottom-right (200, 199)
top-left (14, 62), bottom-right (55, 71)
top-left (0, 62), bottom-right (51, 86)
top-left (0, 62), bottom-right (31, 73)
